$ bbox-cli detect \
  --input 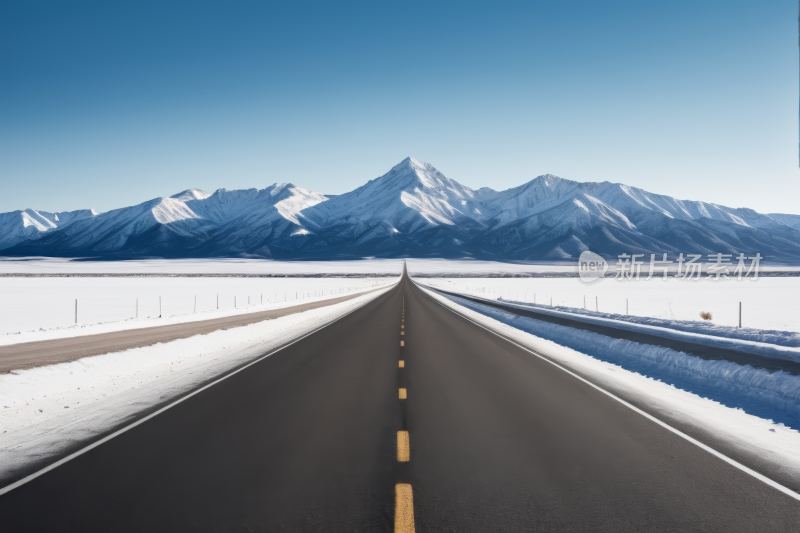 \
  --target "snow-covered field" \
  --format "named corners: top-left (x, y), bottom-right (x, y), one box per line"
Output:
top-left (404, 259), bottom-right (800, 275)
top-left (421, 276), bottom-right (800, 333)
top-left (0, 284), bottom-right (395, 488)
top-left (405, 259), bottom-right (575, 274)
top-left (419, 285), bottom-right (800, 487)
top-left (0, 277), bottom-right (393, 336)
top-left (0, 257), bottom-right (405, 275)
top-left (2, 256), bottom-right (797, 276)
